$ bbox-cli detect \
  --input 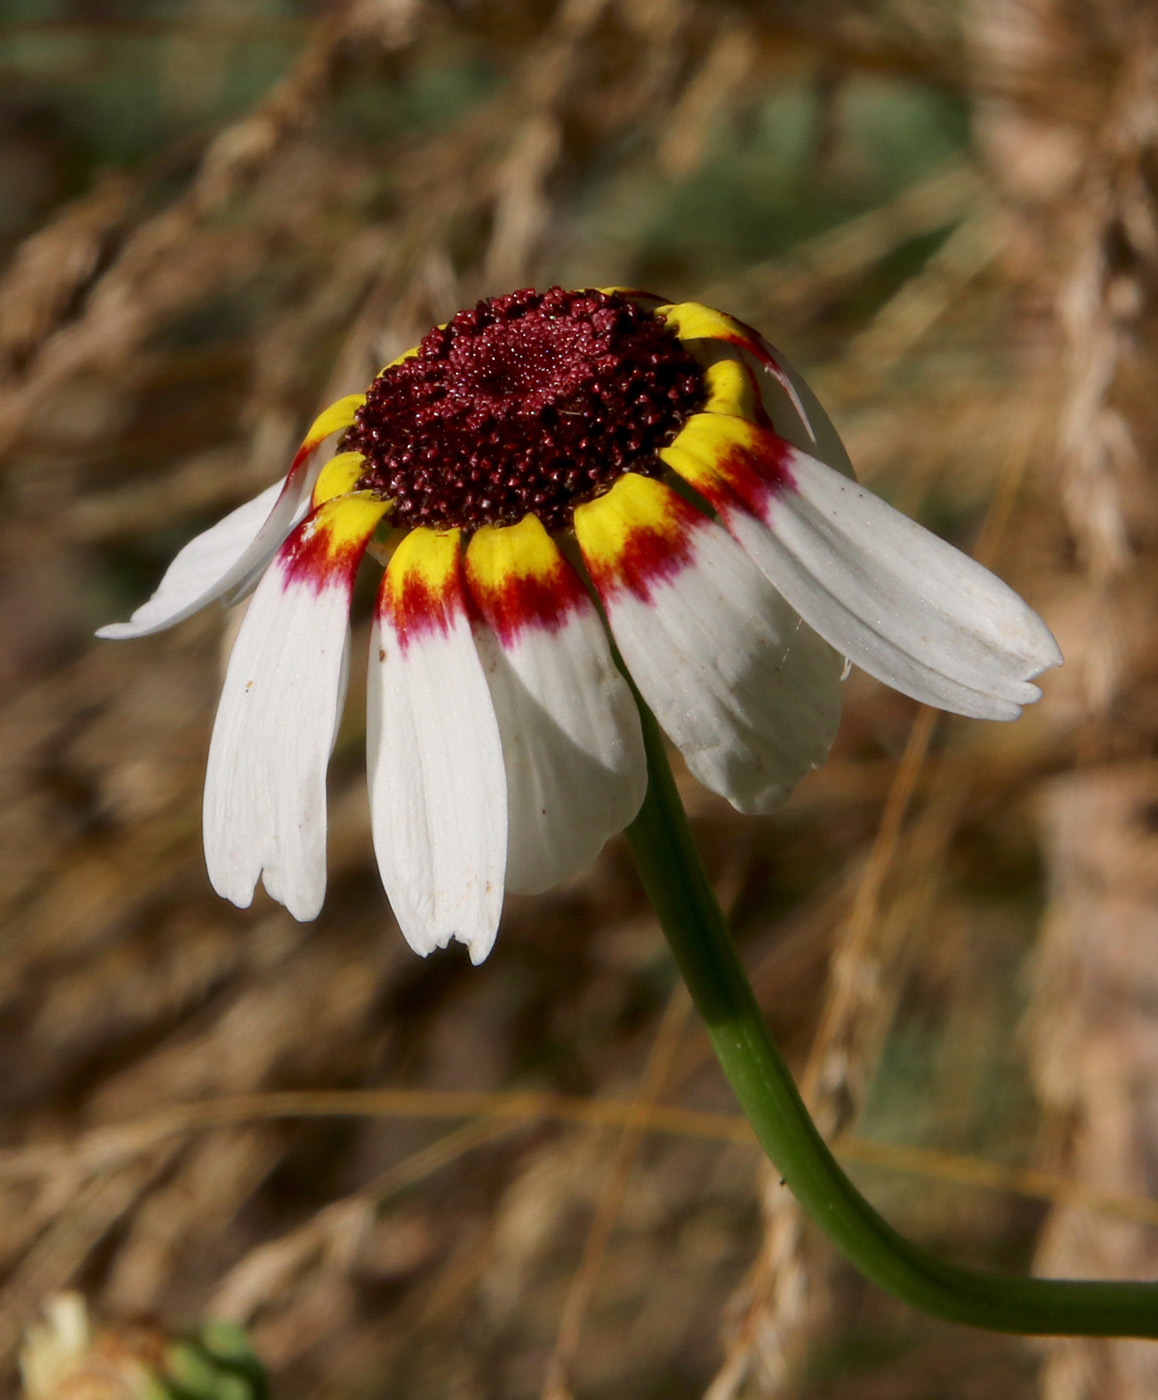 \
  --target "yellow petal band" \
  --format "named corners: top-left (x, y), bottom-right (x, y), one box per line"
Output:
top-left (311, 451), bottom-right (368, 508)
